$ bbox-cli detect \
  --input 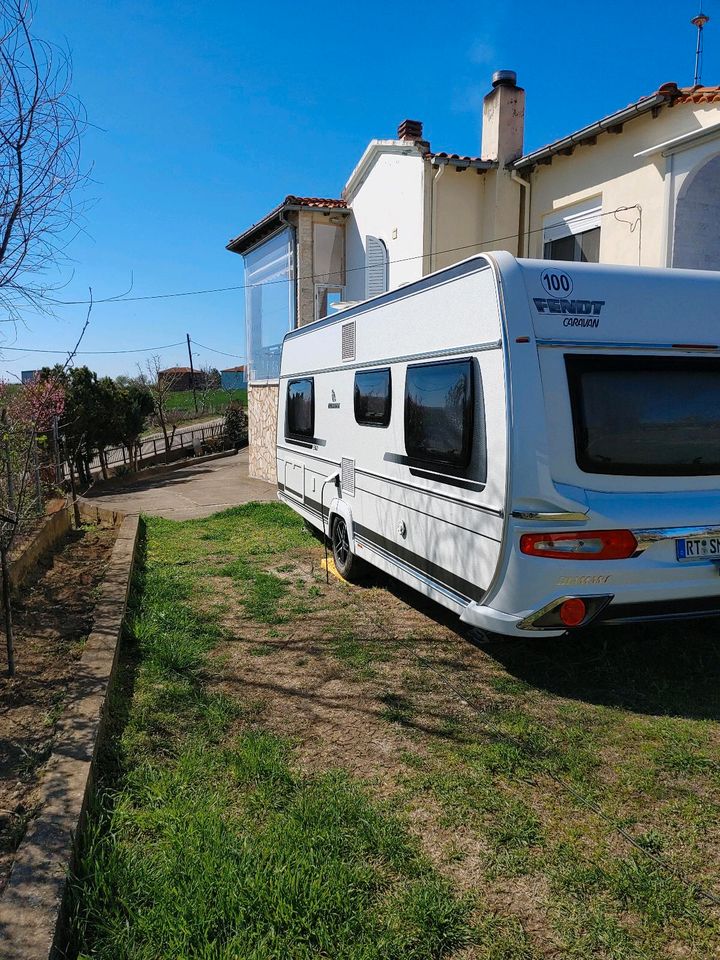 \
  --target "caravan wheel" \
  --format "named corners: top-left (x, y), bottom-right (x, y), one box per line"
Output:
top-left (331, 516), bottom-right (360, 581)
